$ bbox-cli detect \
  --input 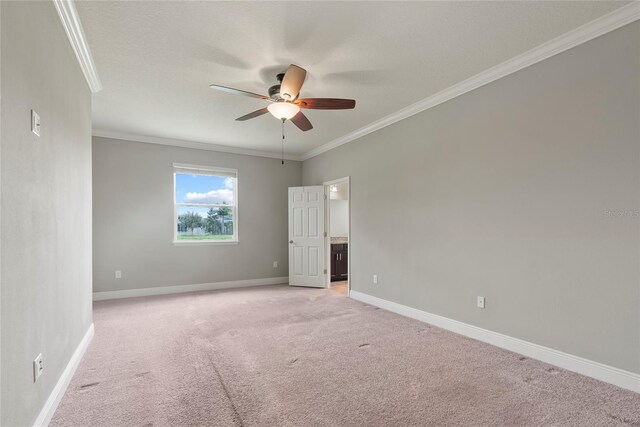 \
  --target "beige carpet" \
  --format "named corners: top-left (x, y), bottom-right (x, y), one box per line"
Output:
top-left (52, 285), bottom-right (640, 426)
